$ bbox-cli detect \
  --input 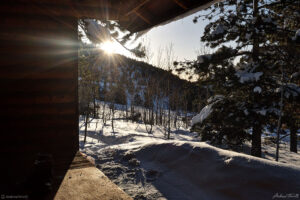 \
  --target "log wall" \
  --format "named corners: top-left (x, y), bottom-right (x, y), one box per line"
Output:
top-left (0, 2), bottom-right (79, 193)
